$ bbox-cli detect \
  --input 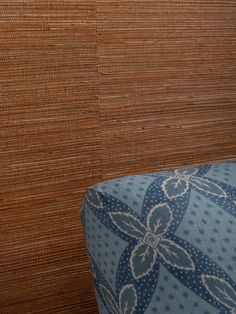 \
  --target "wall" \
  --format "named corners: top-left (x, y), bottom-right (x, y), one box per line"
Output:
top-left (1, 1), bottom-right (236, 313)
